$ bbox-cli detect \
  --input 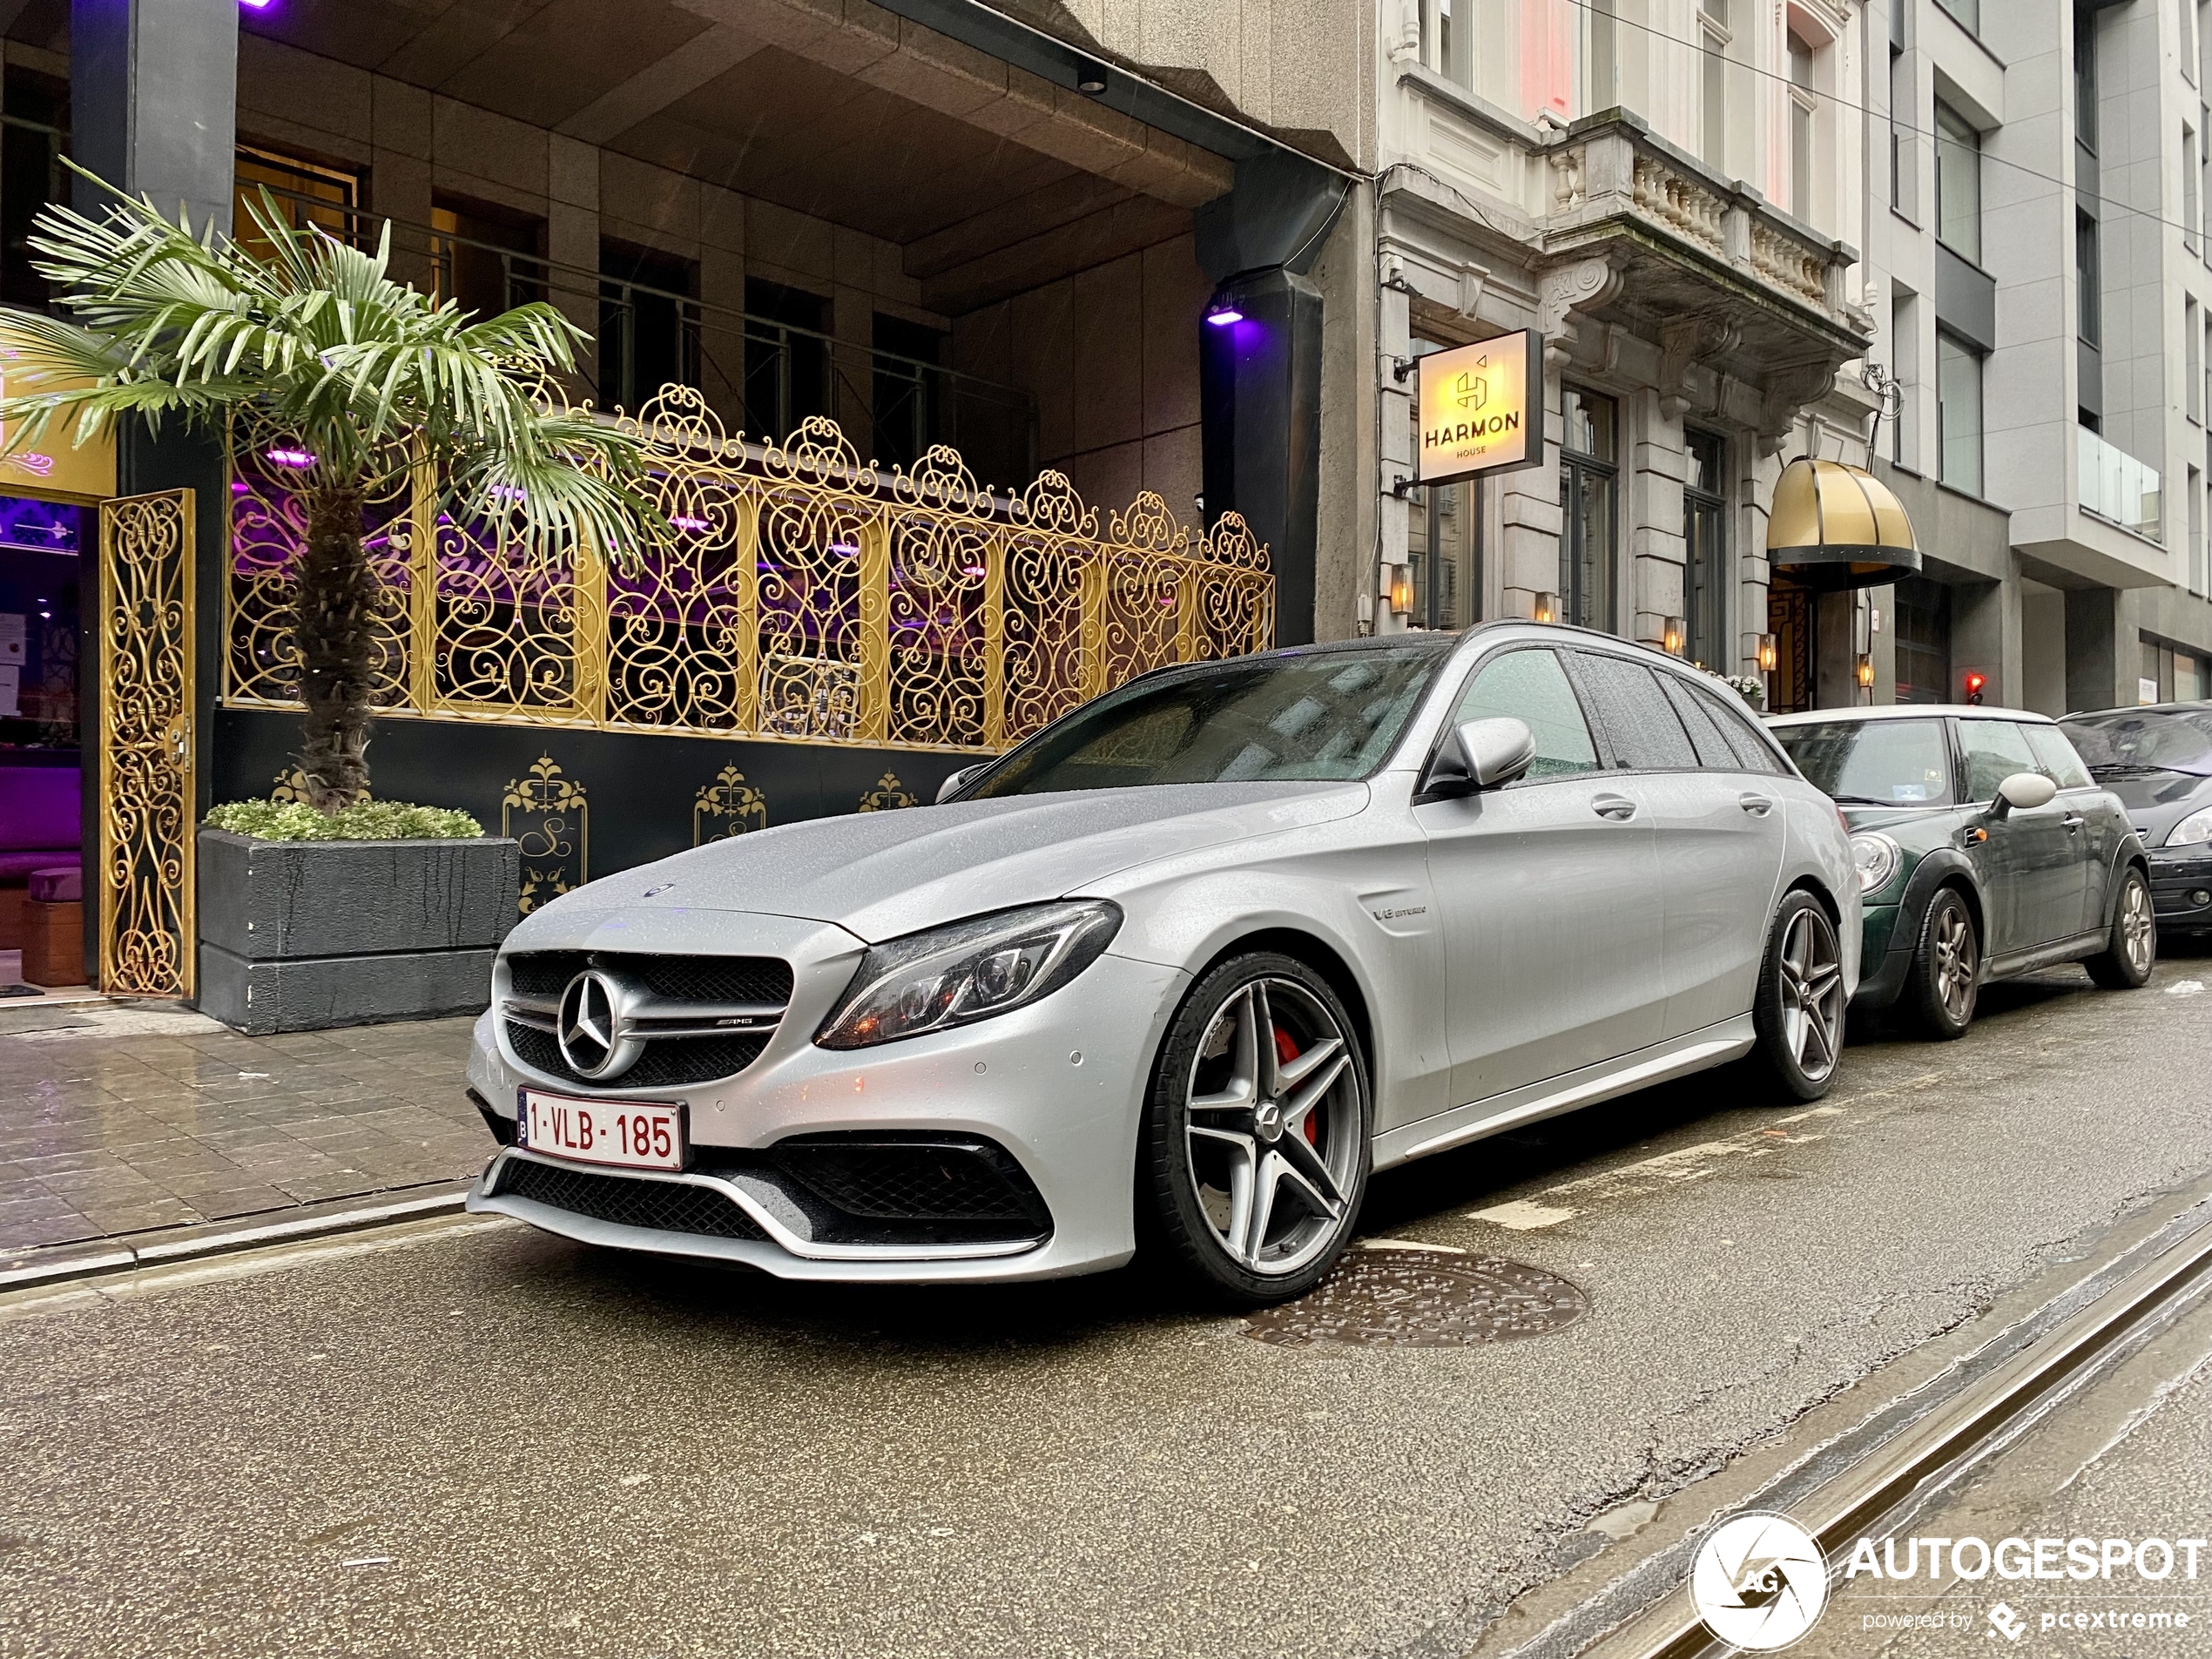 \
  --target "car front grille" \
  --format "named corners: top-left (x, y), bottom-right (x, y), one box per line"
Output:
top-left (492, 1157), bottom-right (765, 1241)
top-left (772, 1135), bottom-right (1049, 1226)
top-left (504, 1022), bottom-right (769, 1090)
top-left (504, 950), bottom-right (793, 1007)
